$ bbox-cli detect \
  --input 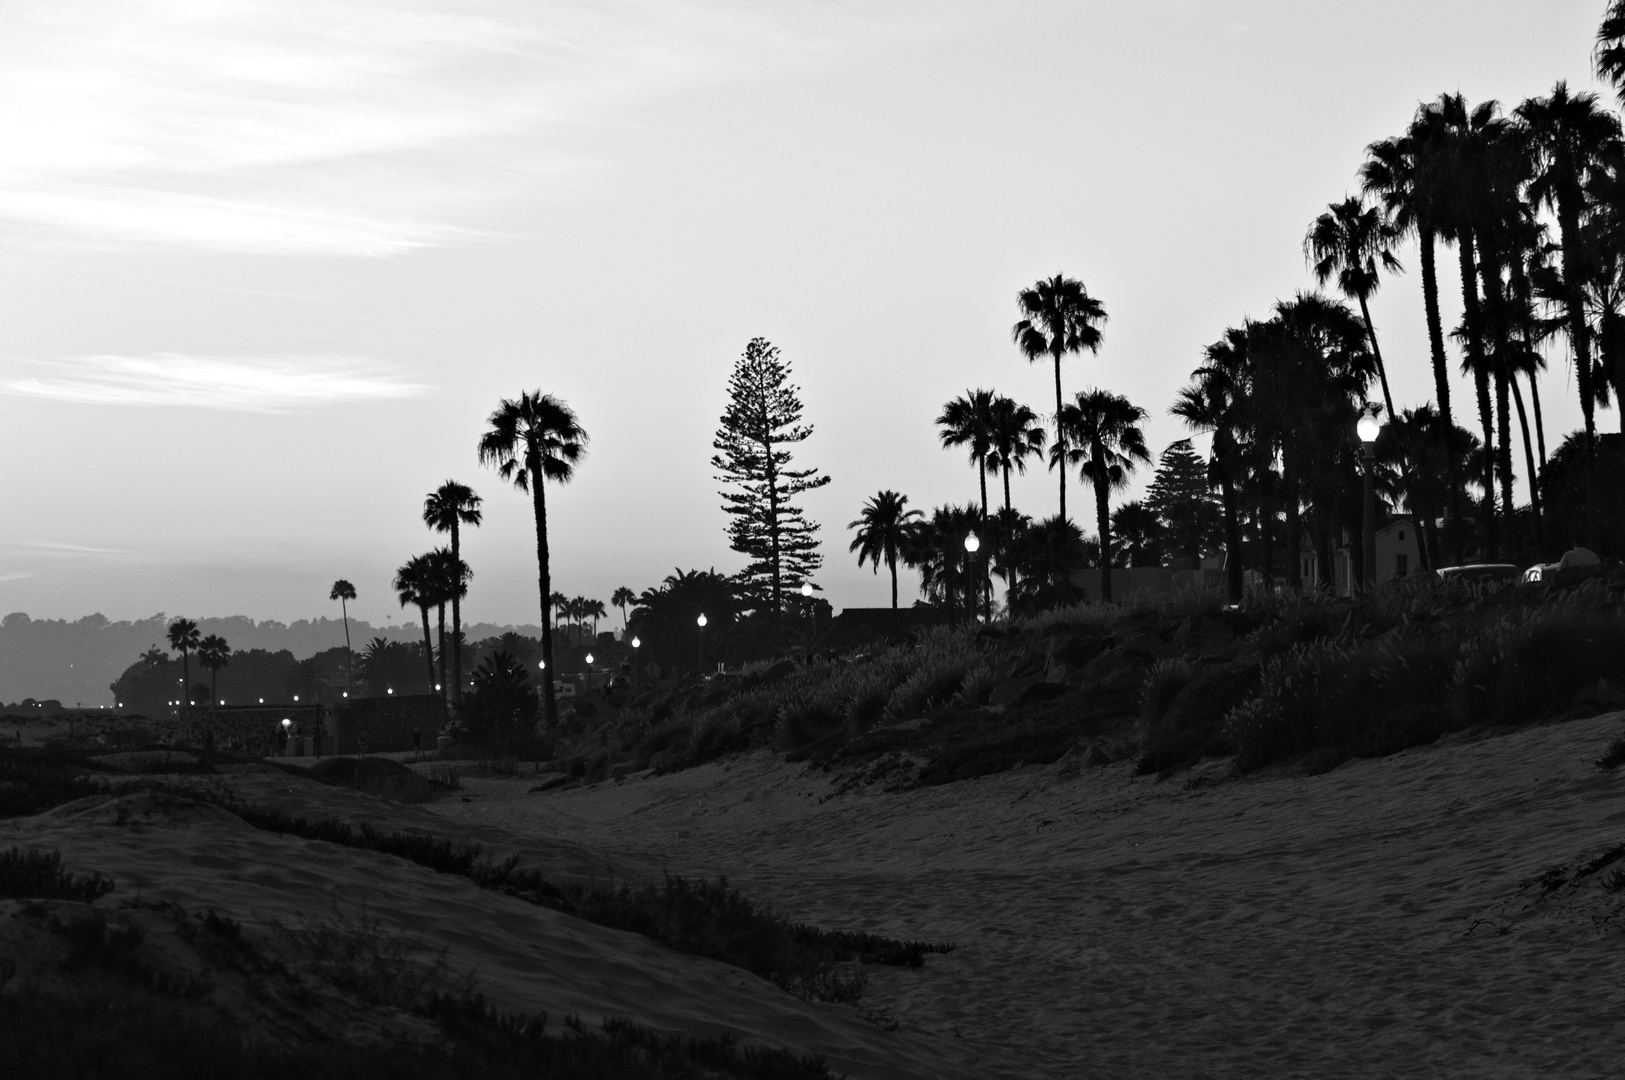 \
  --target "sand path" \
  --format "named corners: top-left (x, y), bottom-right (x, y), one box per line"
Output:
top-left (437, 713), bottom-right (1625, 1079)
